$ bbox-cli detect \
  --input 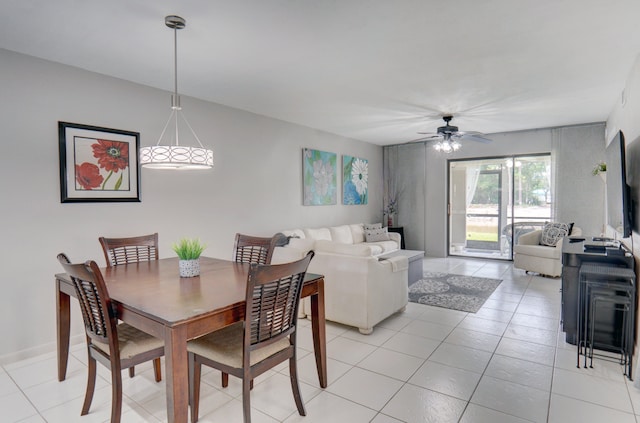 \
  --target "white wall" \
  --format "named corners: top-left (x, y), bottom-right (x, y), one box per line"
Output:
top-left (0, 49), bottom-right (383, 362)
top-left (385, 124), bottom-right (606, 256)
top-left (607, 54), bottom-right (640, 245)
